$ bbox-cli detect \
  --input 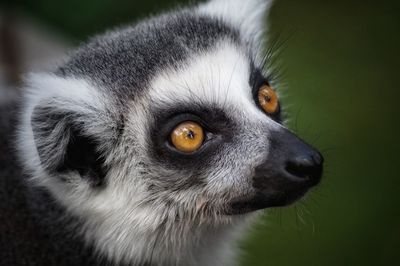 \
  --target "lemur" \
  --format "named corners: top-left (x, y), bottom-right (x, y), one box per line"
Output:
top-left (0, 0), bottom-right (324, 265)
